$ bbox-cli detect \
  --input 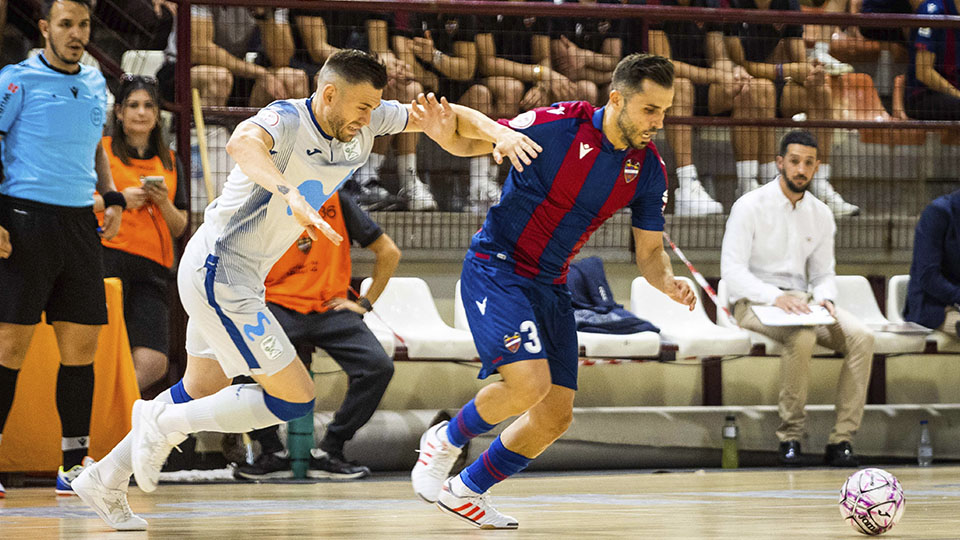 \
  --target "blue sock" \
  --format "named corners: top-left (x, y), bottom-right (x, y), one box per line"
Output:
top-left (169, 380), bottom-right (194, 404)
top-left (460, 436), bottom-right (531, 494)
top-left (446, 399), bottom-right (496, 448)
